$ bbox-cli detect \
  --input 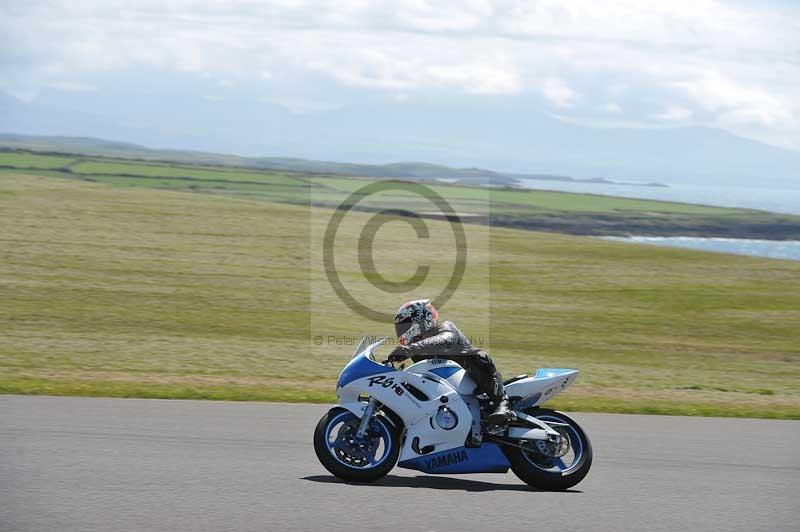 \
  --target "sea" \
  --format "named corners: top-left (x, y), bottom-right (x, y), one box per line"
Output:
top-left (600, 236), bottom-right (800, 261)
top-left (516, 180), bottom-right (800, 261)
